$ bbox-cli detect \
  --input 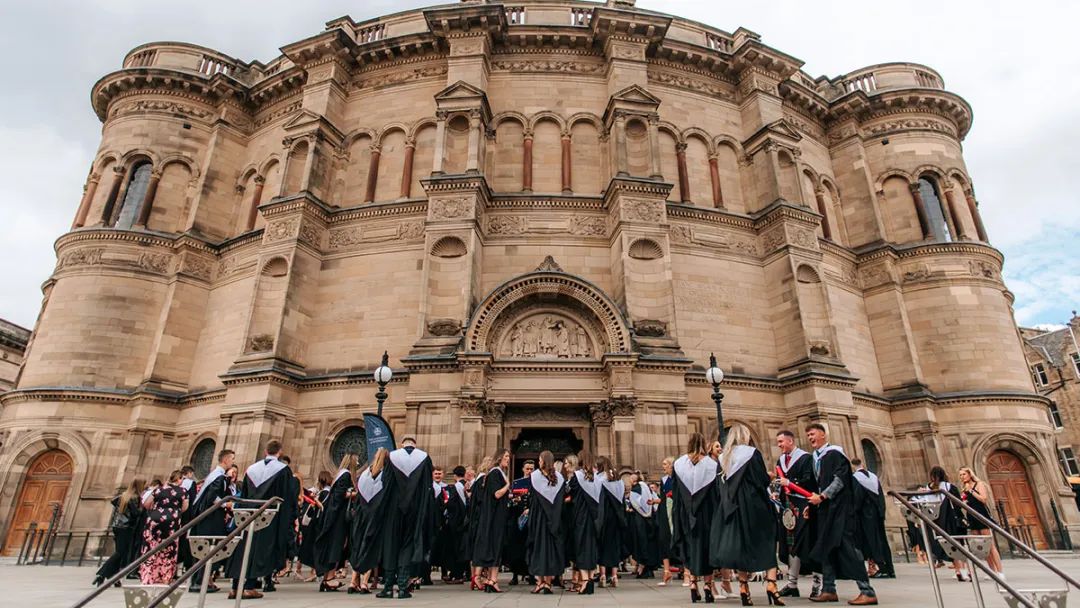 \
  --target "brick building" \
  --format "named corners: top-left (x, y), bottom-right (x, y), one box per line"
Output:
top-left (1, 0), bottom-right (1076, 553)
